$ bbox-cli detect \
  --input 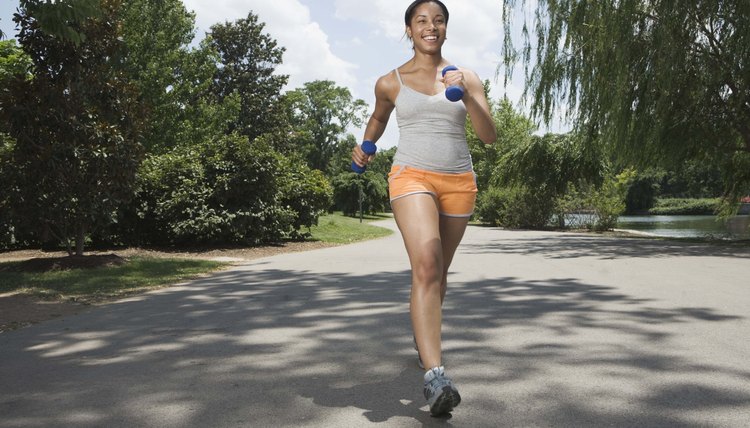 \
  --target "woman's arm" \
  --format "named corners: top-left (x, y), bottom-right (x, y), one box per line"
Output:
top-left (444, 68), bottom-right (497, 145)
top-left (353, 73), bottom-right (398, 167)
